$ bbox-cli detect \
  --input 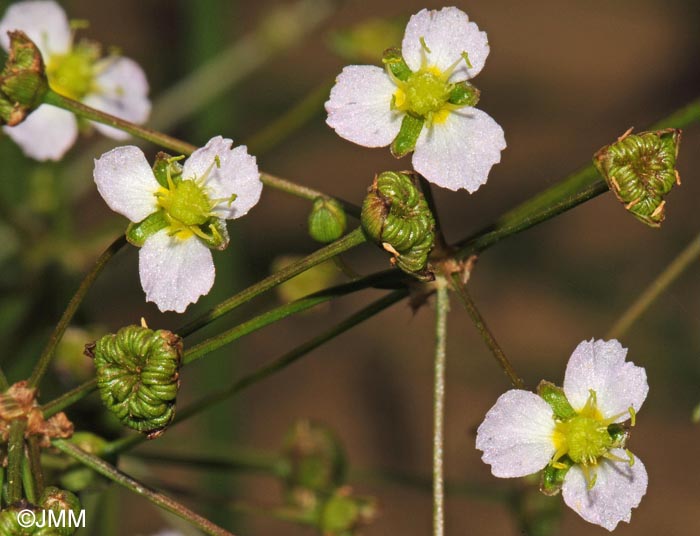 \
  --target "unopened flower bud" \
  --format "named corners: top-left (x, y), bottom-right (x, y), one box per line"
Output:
top-left (282, 420), bottom-right (347, 499)
top-left (594, 128), bottom-right (681, 228)
top-left (86, 325), bottom-right (182, 439)
top-left (318, 488), bottom-right (378, 535)
top-left (308, 197), bottom-right (347, 243)
top-left (0, 31), bottom-right (47, 126)
top-left (361, 171), bottom-right (435, 280)
top-left (38, 487), bottom-right (81, 536)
